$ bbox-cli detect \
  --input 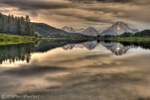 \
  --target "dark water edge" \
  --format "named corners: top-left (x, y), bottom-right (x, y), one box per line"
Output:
top-left (0, 39), bottom-right (150, 64)
top-left (0, 39), bottom-right (90, 64)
